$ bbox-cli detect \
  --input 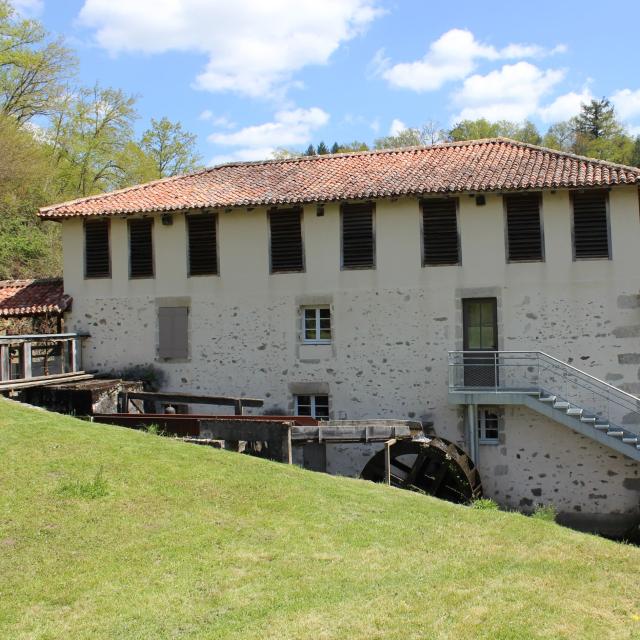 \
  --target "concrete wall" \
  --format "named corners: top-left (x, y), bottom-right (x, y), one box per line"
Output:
top-left (61, 186), bottom-right (640, 531)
